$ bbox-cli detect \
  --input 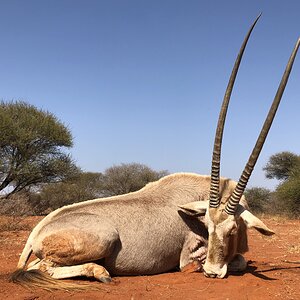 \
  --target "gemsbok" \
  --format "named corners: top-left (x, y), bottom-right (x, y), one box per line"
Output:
top-left (11, 15), bottom-right (299, 289)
